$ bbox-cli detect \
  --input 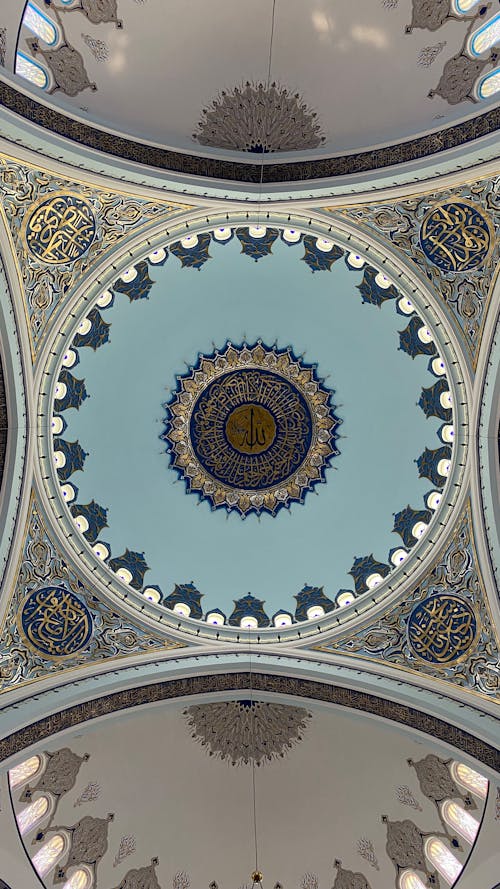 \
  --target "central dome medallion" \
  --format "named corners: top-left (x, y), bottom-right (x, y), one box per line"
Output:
top-left (162, 342), bottom-right (341, 517)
